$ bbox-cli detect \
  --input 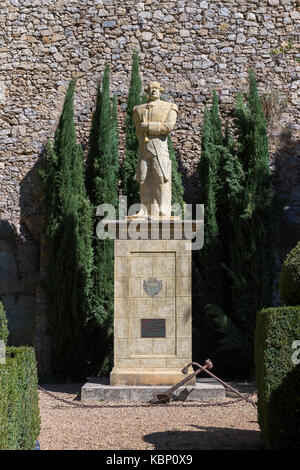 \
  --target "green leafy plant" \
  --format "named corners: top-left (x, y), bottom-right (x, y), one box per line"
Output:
top-left (194, 71), bottom-right (275, 378)
top-left (255, 306), bottom-right (300, 450)
top-left (85, 64), bottom-right (119, 376)
top-left (0, 346), bottom-right (40, 450)
top-left (279, 241), bottom-right (300, 306)
top-left (121, 50), bottom-right (142, 207)
top-left (40, 78), bottom-right (94, 380)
